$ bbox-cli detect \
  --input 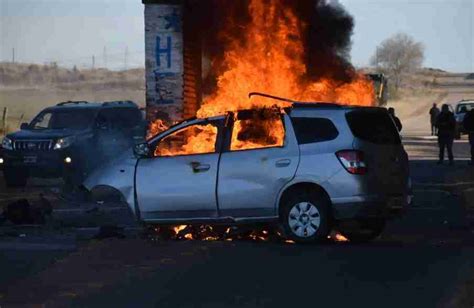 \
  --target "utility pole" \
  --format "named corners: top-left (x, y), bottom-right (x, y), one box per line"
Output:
top-left (124, 46), bottom-right (129, 70)
top-left (12, 48), bottom-right (15, 64)
top-left (92, 55), bottom-right (95, 69)
top-left (103, 46), bottom-right (107, 69)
